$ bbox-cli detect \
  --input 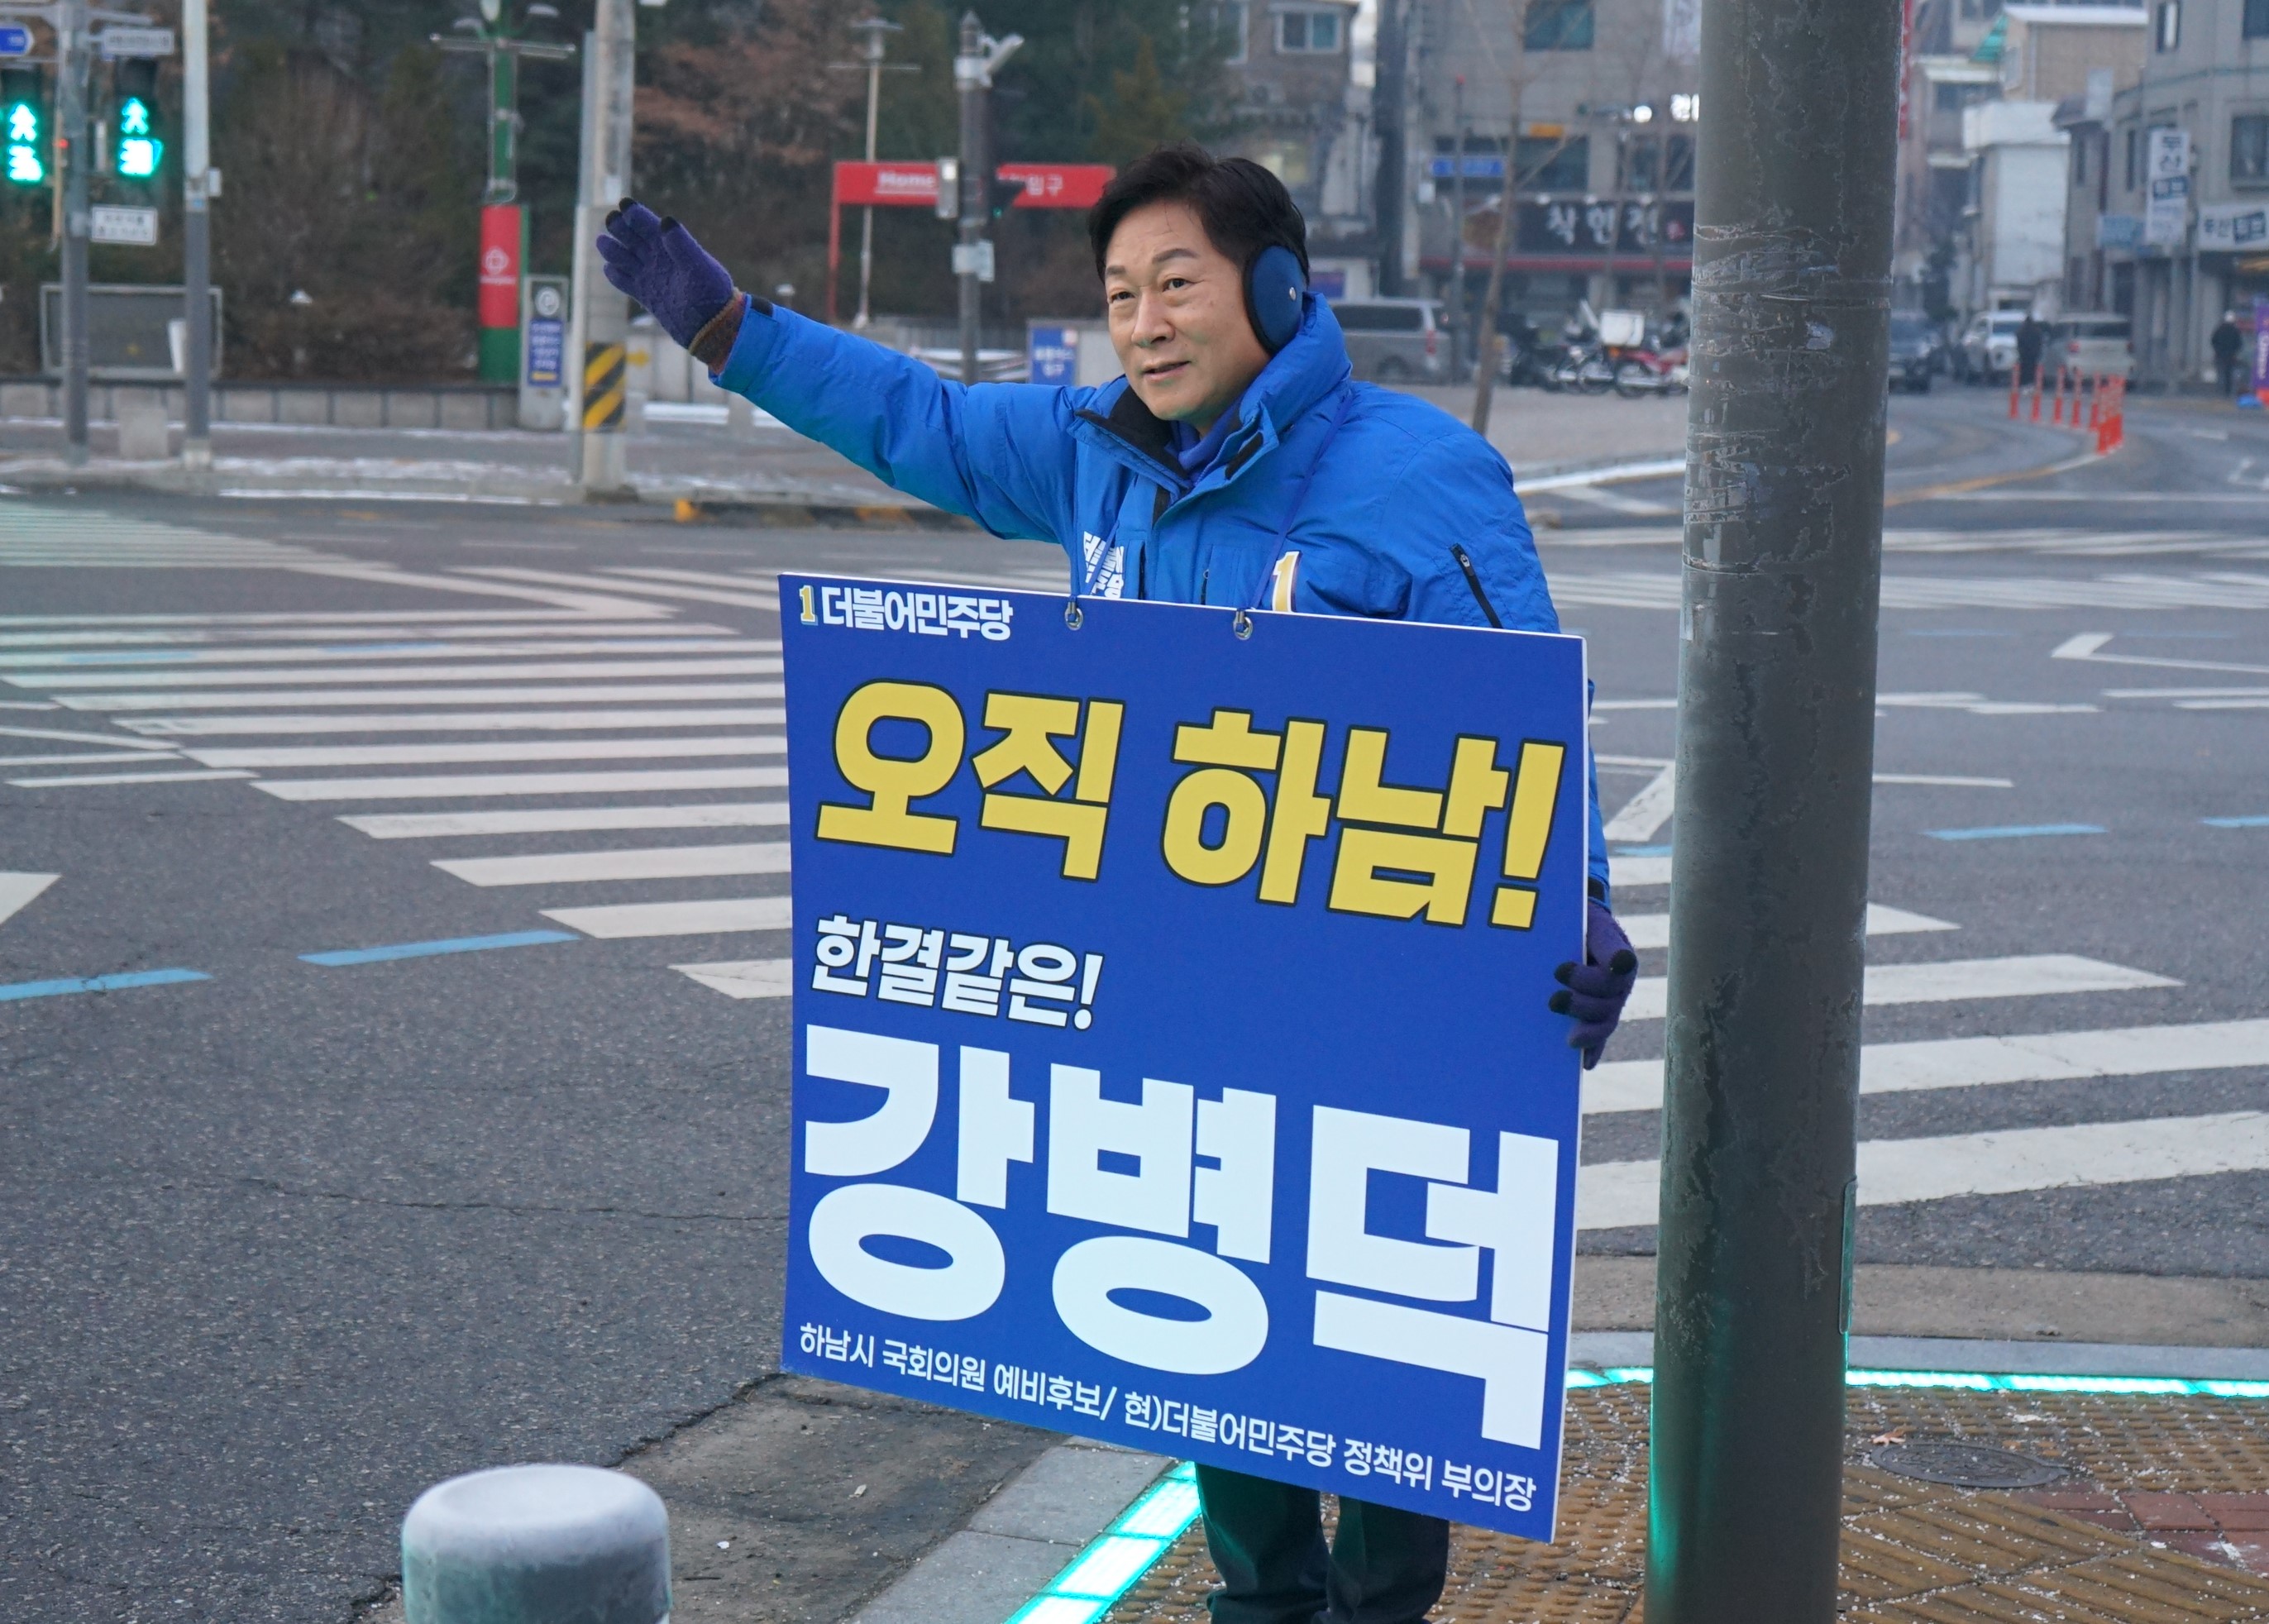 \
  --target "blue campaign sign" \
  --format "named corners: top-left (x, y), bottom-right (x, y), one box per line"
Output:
top-left (0, 26), bottom-right (32, 56)
top-left (778, 576), bottom-right (1589, 1540)
top-left (1028, 325), bottom-right (1078, 386)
